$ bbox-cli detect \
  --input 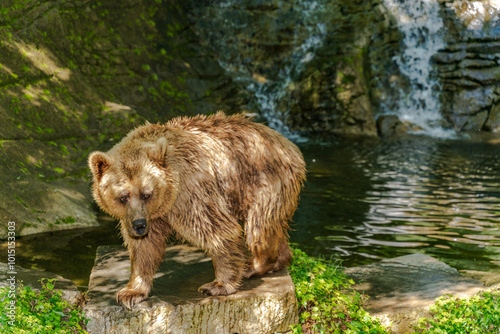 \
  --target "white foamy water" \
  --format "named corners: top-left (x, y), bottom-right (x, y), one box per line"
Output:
top-left (251, 7), bottom-right (326, 142)
top-left (383, 0), bottom-right (455, 138)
